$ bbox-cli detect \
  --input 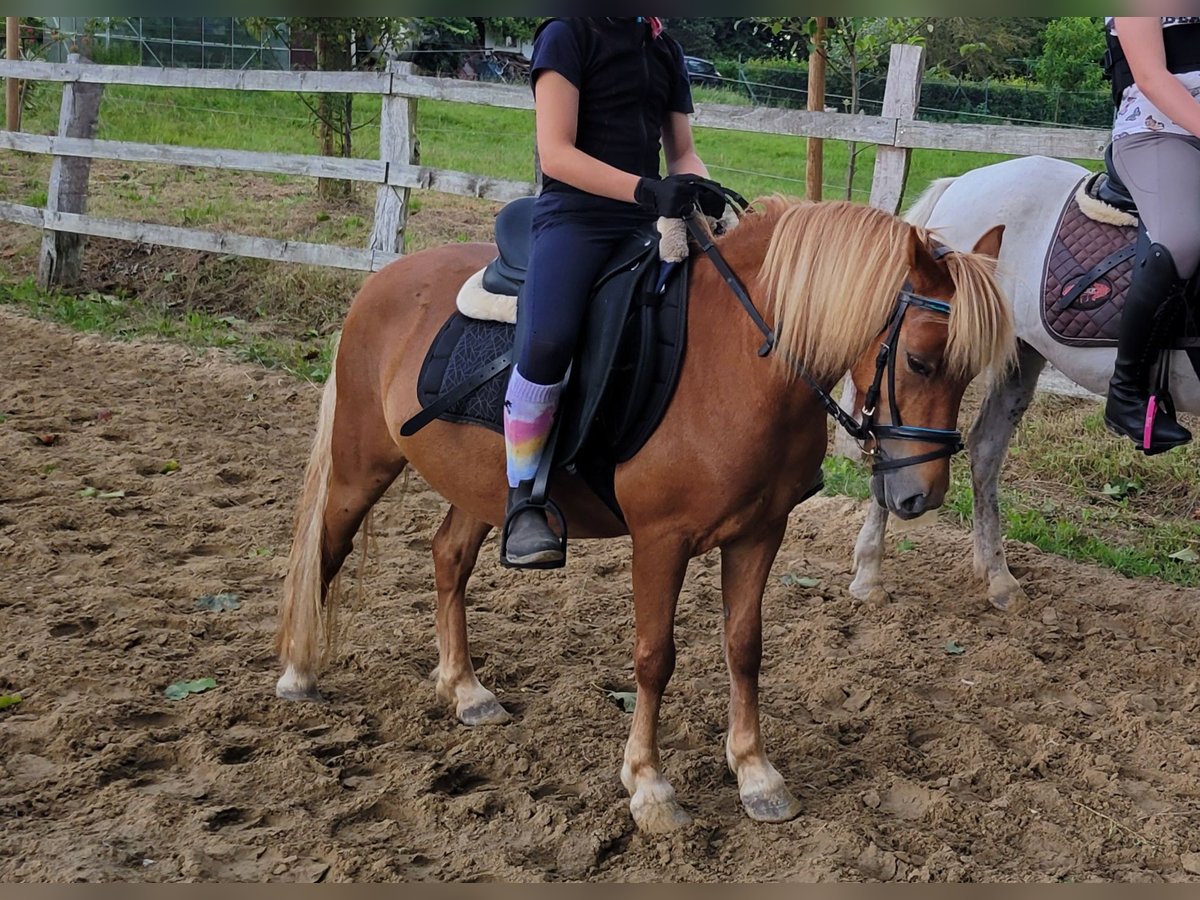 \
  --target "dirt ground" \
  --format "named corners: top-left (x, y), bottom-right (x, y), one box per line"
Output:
top-left (3, 307), bottom-right (1200, 883)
